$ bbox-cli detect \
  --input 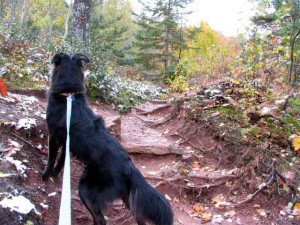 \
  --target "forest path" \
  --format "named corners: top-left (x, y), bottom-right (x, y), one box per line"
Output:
top-left (0, 91), bottom-right (294, 225)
